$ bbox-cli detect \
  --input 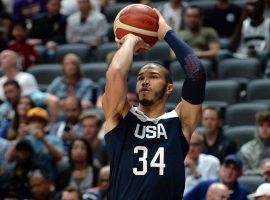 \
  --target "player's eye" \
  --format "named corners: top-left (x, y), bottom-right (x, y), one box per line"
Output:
top-left (137, 76), bottom-right (144, 81)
